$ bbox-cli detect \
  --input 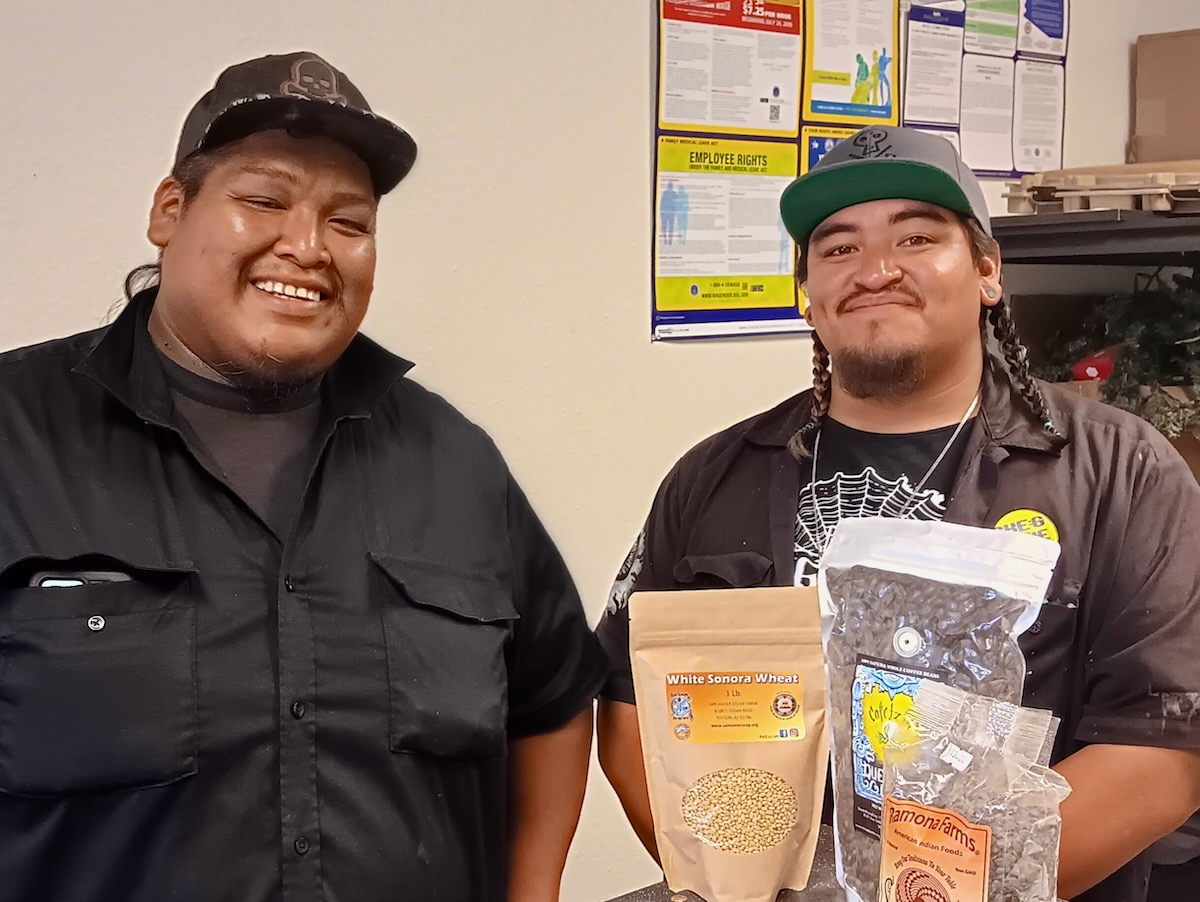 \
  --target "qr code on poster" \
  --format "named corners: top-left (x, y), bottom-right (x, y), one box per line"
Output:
top-left (769, 104), bottom-right (780, 122)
